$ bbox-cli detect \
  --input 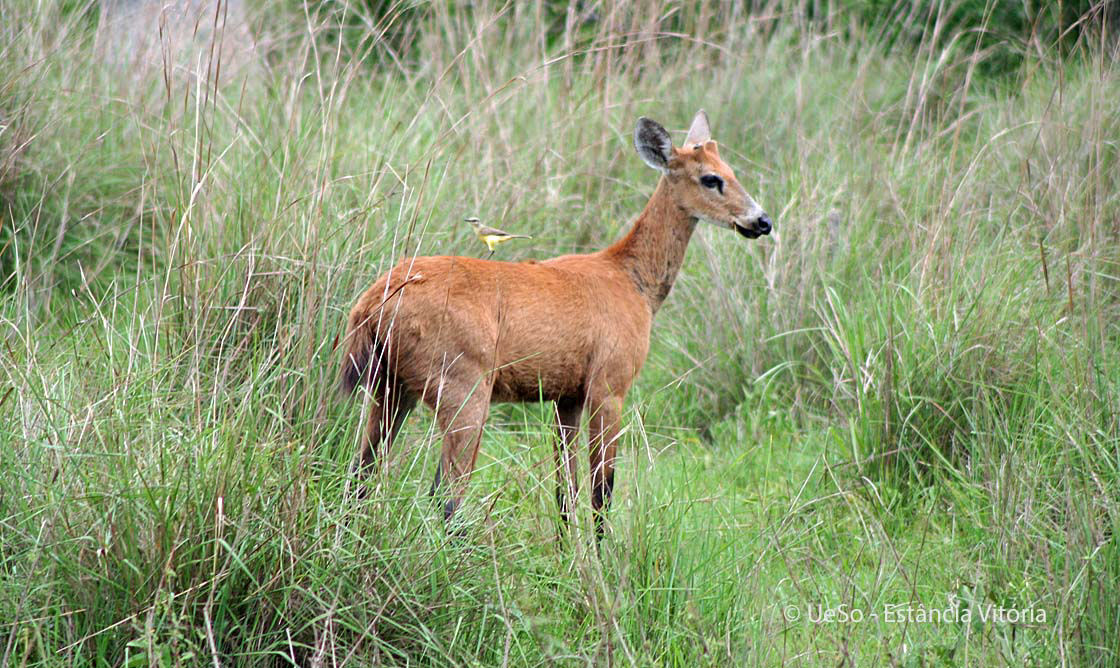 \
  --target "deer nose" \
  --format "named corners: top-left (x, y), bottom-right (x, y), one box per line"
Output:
top-left (756, 214), bottom-right (772, 234)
